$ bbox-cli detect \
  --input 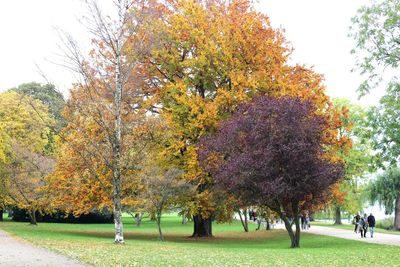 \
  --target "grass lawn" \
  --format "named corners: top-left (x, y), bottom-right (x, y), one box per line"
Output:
top-left (312, 221), bottom-right (400, 235)
top-left (1, 214), bottom-right (399, 267)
